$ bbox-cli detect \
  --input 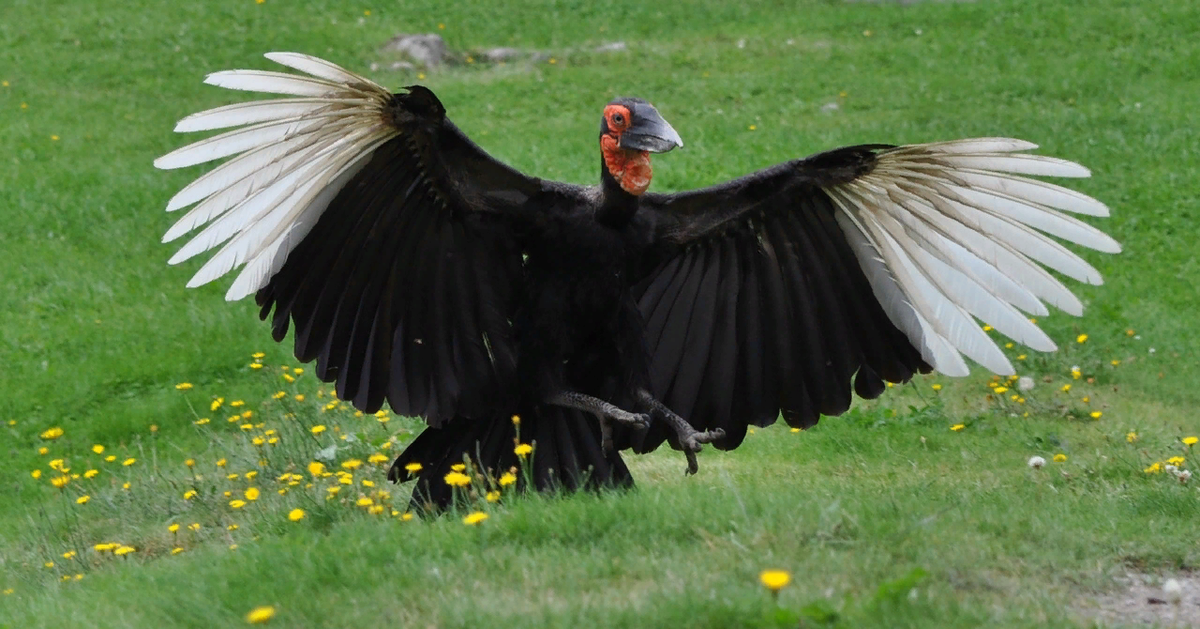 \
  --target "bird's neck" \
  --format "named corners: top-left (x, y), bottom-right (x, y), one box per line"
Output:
top-left (598, 135), bottom-right (650, 227)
